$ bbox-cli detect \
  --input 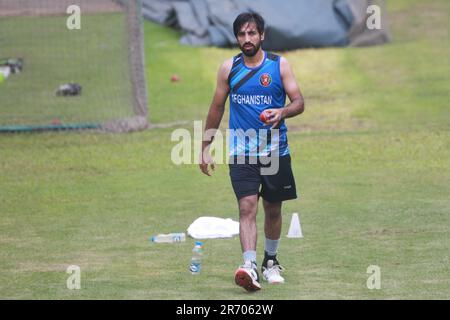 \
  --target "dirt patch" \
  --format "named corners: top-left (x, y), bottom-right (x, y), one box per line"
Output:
top-left (0, 0), bottom-right (123, 17)
top-left (365, 228), bottom-right (433, 238)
